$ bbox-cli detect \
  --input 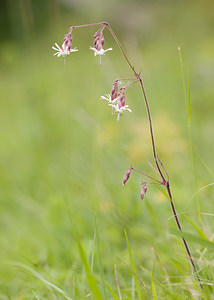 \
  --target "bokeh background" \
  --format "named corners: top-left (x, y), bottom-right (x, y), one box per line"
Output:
top-left (0, 0), bottom-right (214, 298)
